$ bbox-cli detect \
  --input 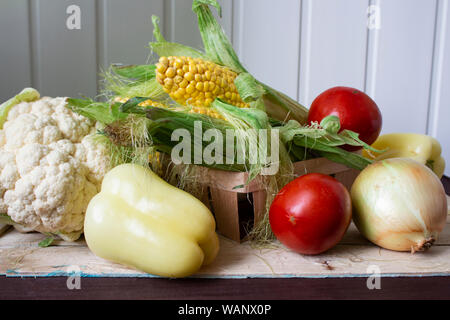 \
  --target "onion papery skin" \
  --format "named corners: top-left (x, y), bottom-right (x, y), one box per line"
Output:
top-left (351, 158), bottom-right (447, 253)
